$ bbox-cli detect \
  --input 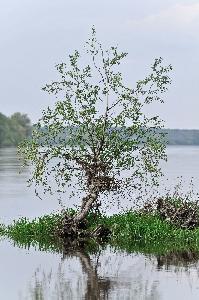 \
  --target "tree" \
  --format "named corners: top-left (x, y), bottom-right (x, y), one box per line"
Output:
top-left (0, 113), bottom-right (10, 147)
top-left (19, 28), bottom-right (172, 228)
top-left (0, 112), bottom-right (31, 147)
top-left (10, 112), bottom-right (31, 128)
top-left (9, 112), bottom-right (32, 146)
